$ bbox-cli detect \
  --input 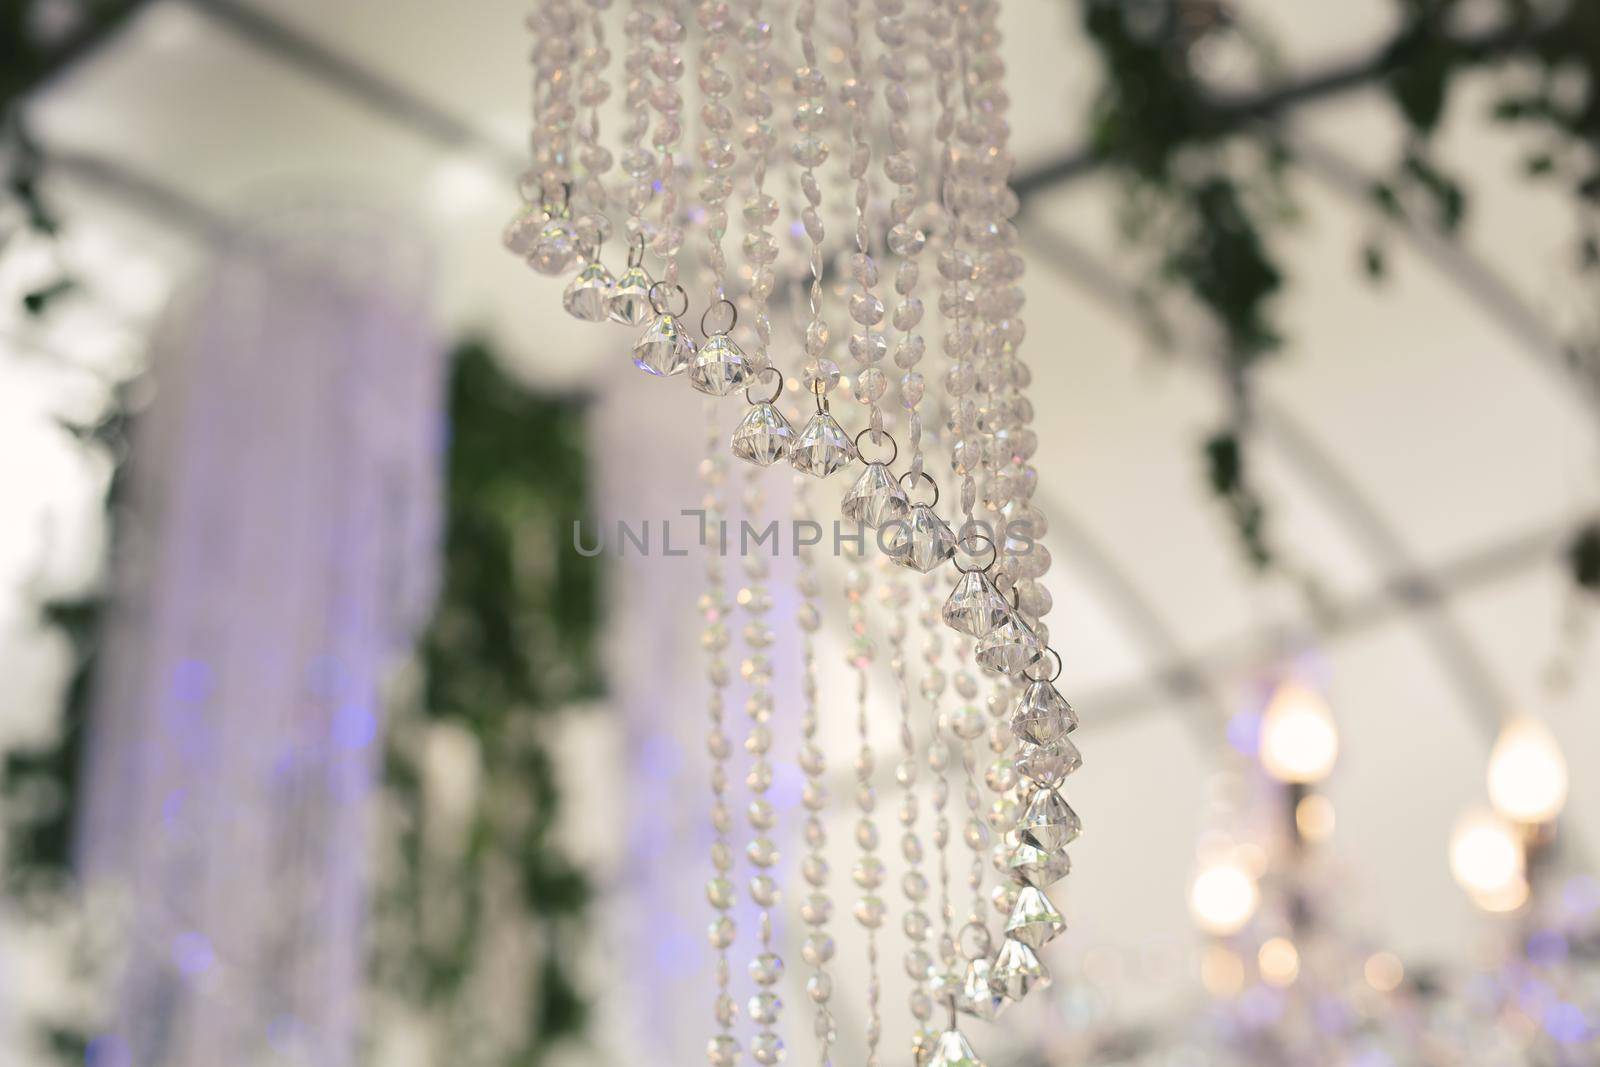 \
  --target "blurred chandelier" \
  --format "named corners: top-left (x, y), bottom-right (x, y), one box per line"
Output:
top-left (512, 0), bottom-right (1074, 1064)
